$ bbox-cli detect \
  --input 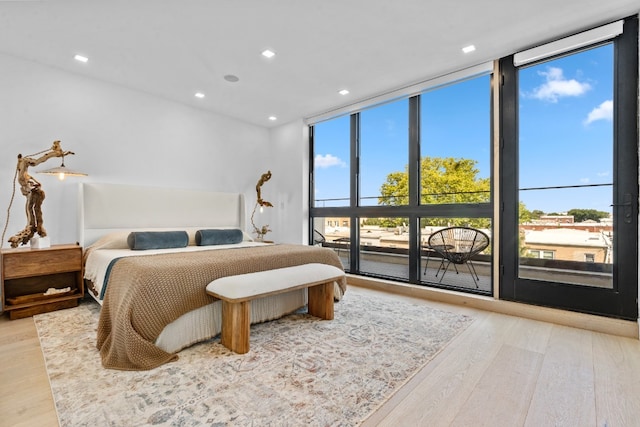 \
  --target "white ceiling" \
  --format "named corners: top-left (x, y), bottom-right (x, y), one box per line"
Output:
top-left (1, 1), bottom-right (638, 128)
